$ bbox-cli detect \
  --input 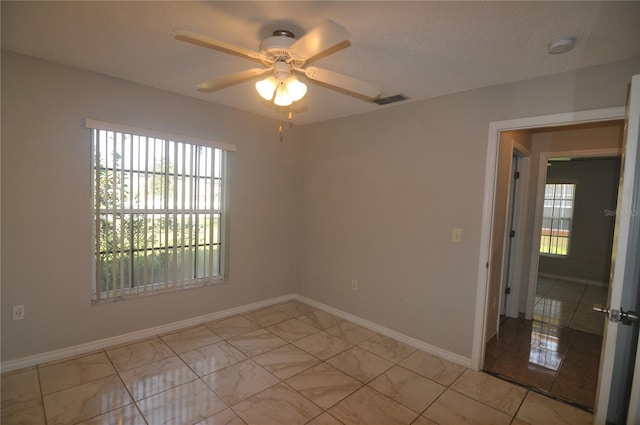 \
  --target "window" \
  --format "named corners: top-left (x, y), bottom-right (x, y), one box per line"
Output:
top-left (540, 183), bottom-right (575, 256)
top-left (87, 119), bottom-right (234, 302)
